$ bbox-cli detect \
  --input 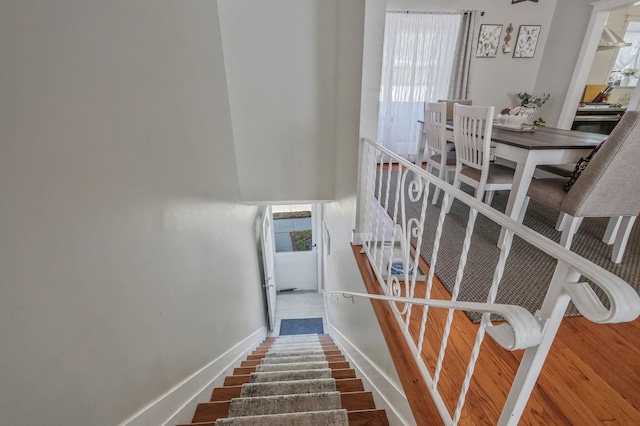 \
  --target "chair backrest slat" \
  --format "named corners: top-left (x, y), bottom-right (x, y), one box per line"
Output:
top-left (453, 104), bottom-right (494, 173)
top-left (422, 102), bottom-right (447, 164)
top-left (438, 99), bottom-right (473, 122)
